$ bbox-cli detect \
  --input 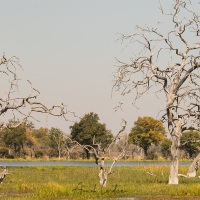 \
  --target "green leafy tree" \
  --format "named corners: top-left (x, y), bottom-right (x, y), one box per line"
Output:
top-left (32, 127), bottom-right (51, 157)
top-left (70, 112), bottom-right (113, 159)
top-left (2, 121), bottom-right (27, 157)
top-left (161, 139), bottom-right (171, 159)
top-left (129, 116), bottom-right (167, 157)
top-left (180, 131), bottom-right (200, 159)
